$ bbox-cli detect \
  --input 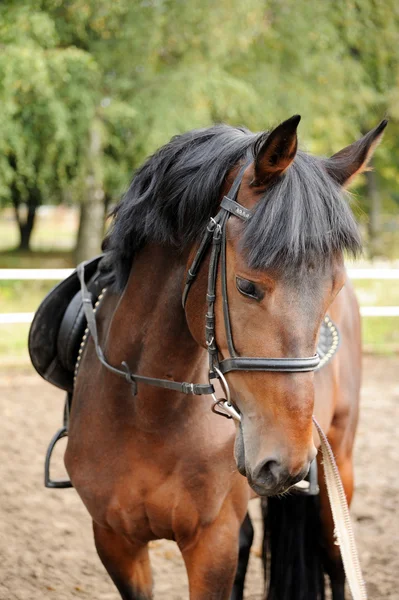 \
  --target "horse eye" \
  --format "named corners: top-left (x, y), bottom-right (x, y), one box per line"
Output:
top-left (235, 277), bottom-right (260, 300)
